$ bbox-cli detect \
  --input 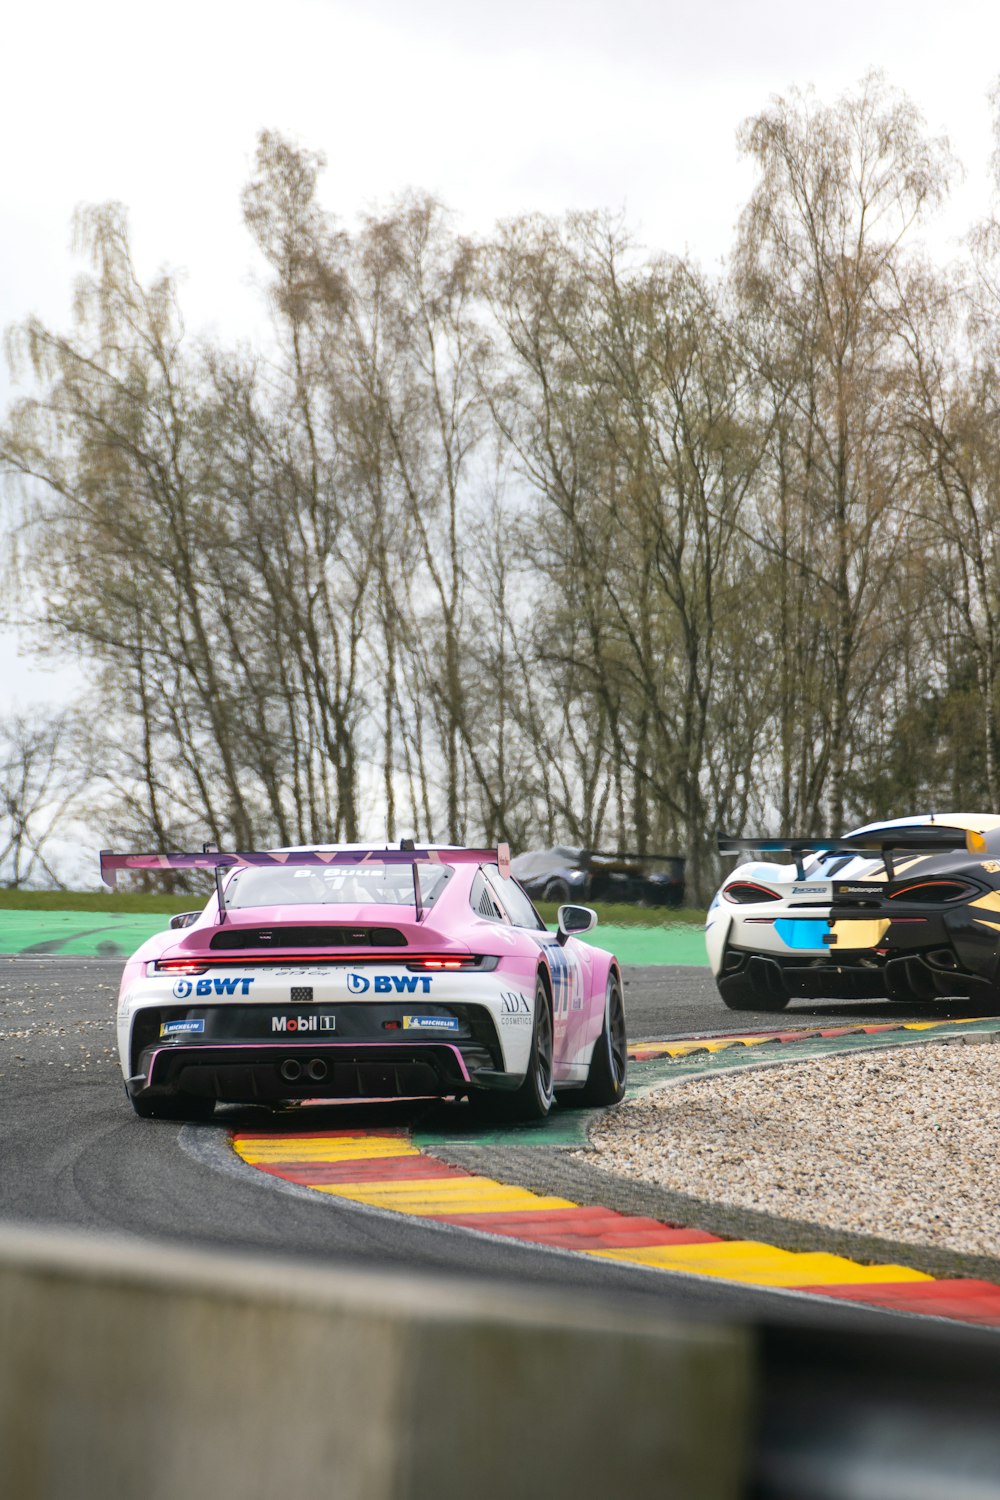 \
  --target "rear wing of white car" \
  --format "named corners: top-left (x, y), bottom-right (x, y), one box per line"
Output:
top-left (100, 842), bottom-right (512, 923)
top-left (717, 827), bottom-right (984, 880)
